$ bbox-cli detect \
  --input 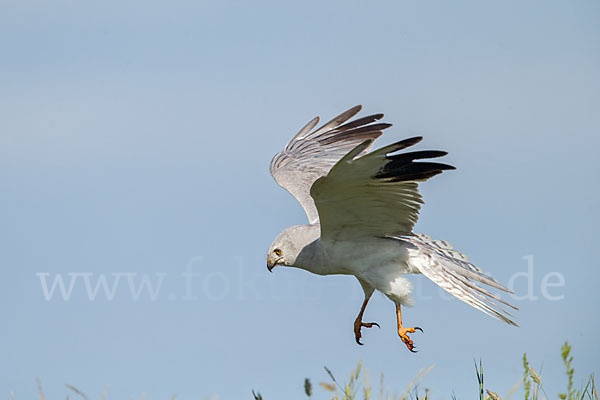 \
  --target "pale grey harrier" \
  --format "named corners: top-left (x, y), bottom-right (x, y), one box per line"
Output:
top-left (267, 105), bottom-right (517, 351)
